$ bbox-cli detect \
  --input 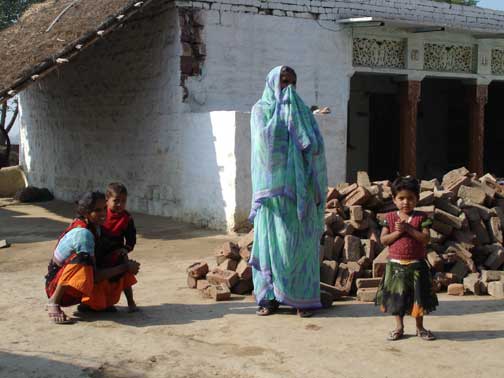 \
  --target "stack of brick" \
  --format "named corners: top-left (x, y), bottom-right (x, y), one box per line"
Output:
top-left (186, 231), bottom-right (254, 301)
top-left (322, 168), bottom-right (504, 301)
